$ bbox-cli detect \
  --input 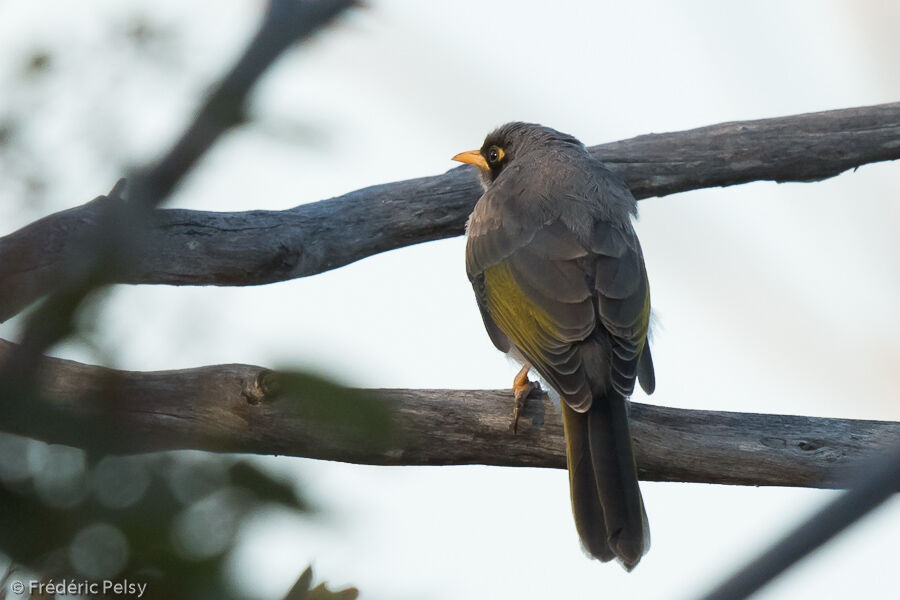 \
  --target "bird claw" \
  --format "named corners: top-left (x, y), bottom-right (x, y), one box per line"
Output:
top-left (511, 379), bottom-right (540, 434)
